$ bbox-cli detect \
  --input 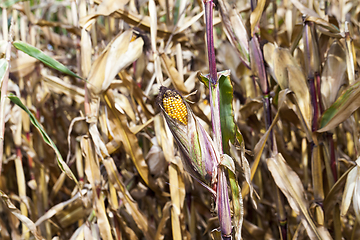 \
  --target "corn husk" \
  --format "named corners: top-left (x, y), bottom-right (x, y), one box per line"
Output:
top-left (157, 86), bottom-right (219, 193)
